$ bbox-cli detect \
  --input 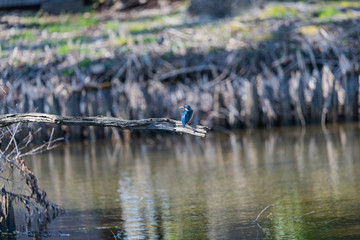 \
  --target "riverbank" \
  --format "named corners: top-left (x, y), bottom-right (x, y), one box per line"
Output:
top-left (1, 1), bottom-right (360, 140)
